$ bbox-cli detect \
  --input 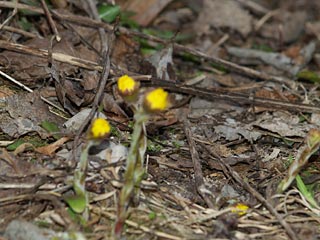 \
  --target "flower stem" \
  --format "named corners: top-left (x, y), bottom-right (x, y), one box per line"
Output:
top-left (114, 110), bottom-right (148, 237)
